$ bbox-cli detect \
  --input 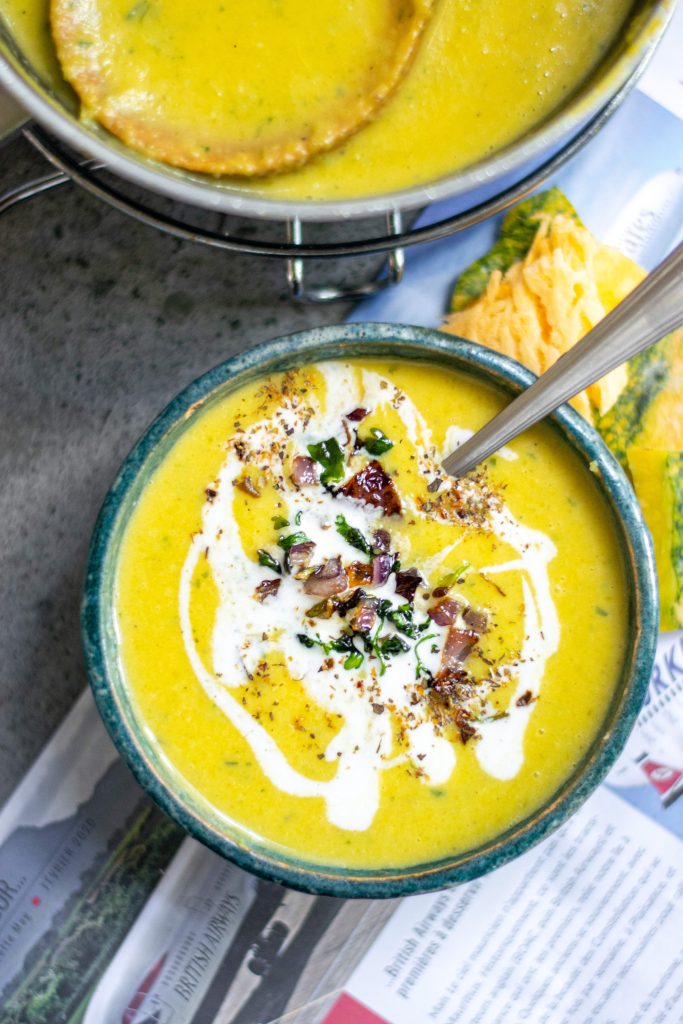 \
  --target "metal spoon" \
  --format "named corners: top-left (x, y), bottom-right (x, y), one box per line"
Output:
top-left (442, 239), bottom-right (683, 479)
